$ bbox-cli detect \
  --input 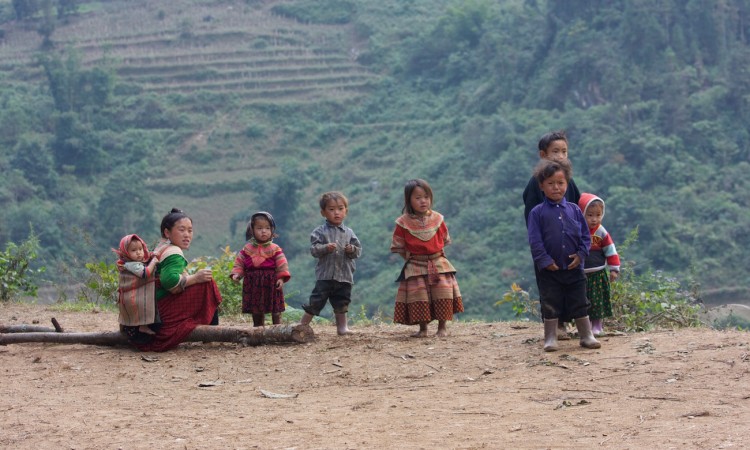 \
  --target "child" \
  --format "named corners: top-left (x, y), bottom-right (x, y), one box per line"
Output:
top-left (527, 159), bottom-right (600, 351)
top-left (230, 211), bottom-right (291, 327)
top-left (578, 193), bottom-right (620, 336)
top-left (299, 192), bottom-right (362, 335)
top-left (113, 234), bottom-right (159, 339)
top-left (391, 179), bottom-right (464, 338)
top-left (523, 130), bottom-right (581, 339)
